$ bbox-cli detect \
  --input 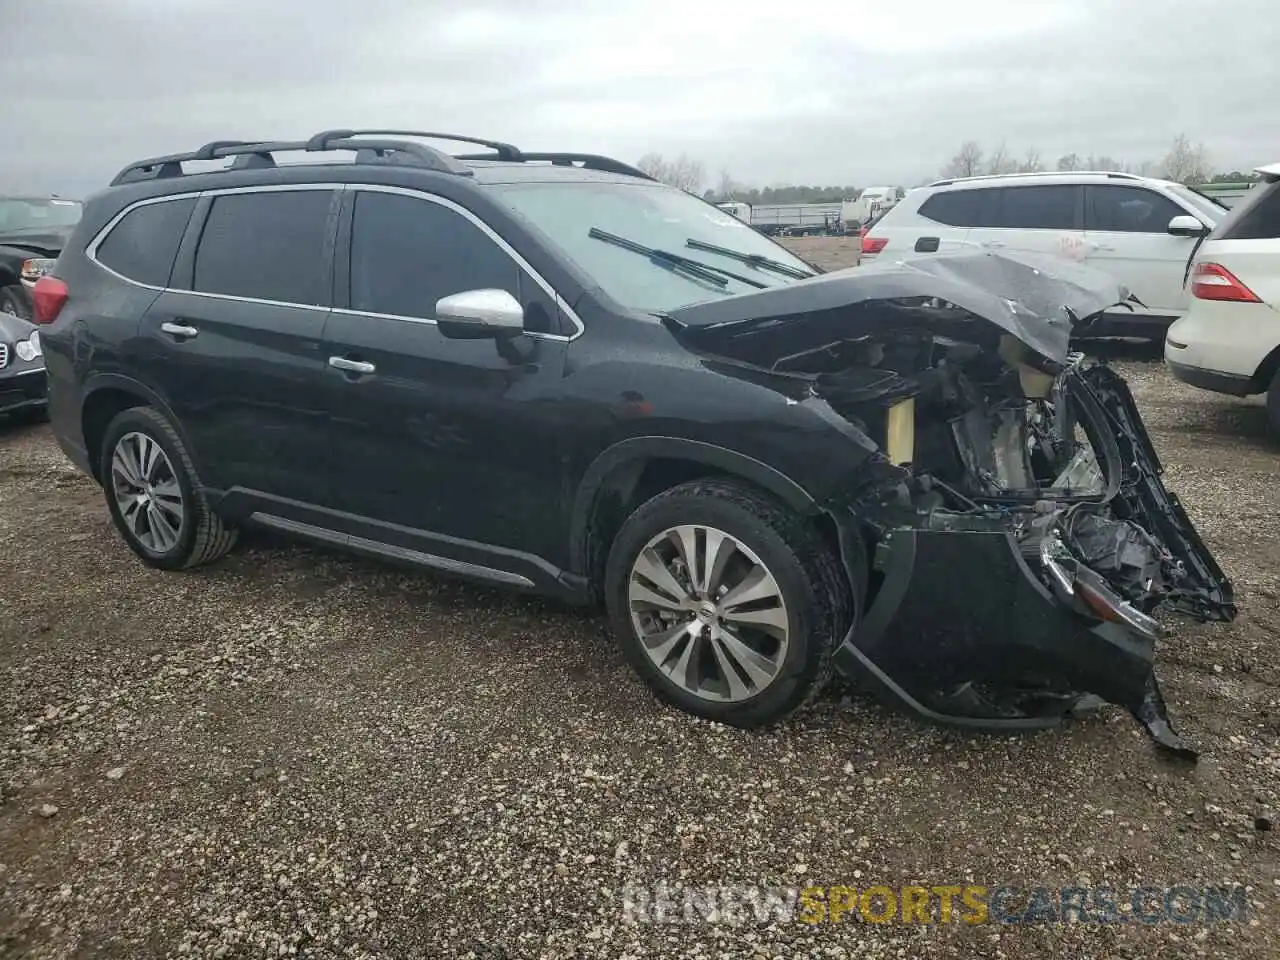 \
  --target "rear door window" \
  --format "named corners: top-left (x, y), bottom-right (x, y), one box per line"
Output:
top-left (1000, 185), bottom-right (1081, 230)
top-left (192, 190), bottom-right (336, 305)
top-left (96, 197), bottom-right (197, 287)
top-left (1085, 185), bottom-right (1185, 233)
